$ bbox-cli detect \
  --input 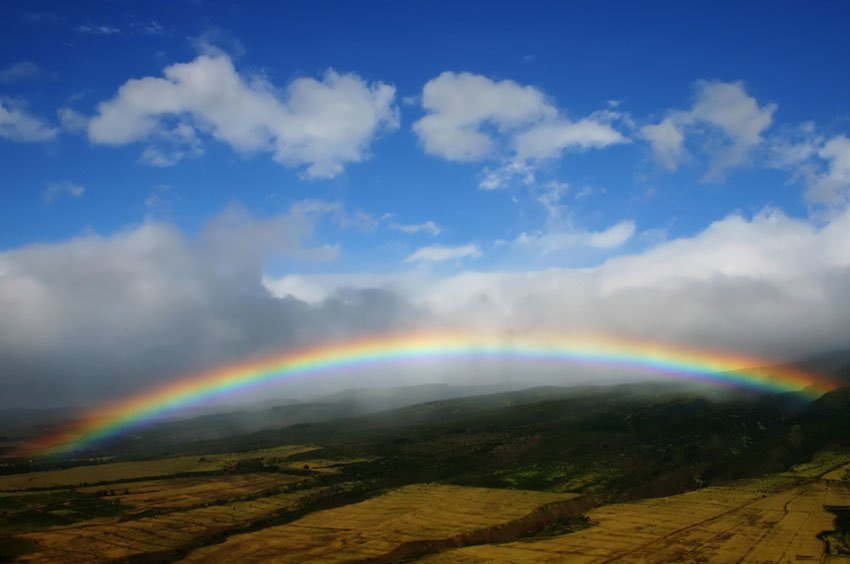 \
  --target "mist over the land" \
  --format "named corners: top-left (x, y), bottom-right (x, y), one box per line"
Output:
top-left (1, 201), bottom-right (849, 409)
